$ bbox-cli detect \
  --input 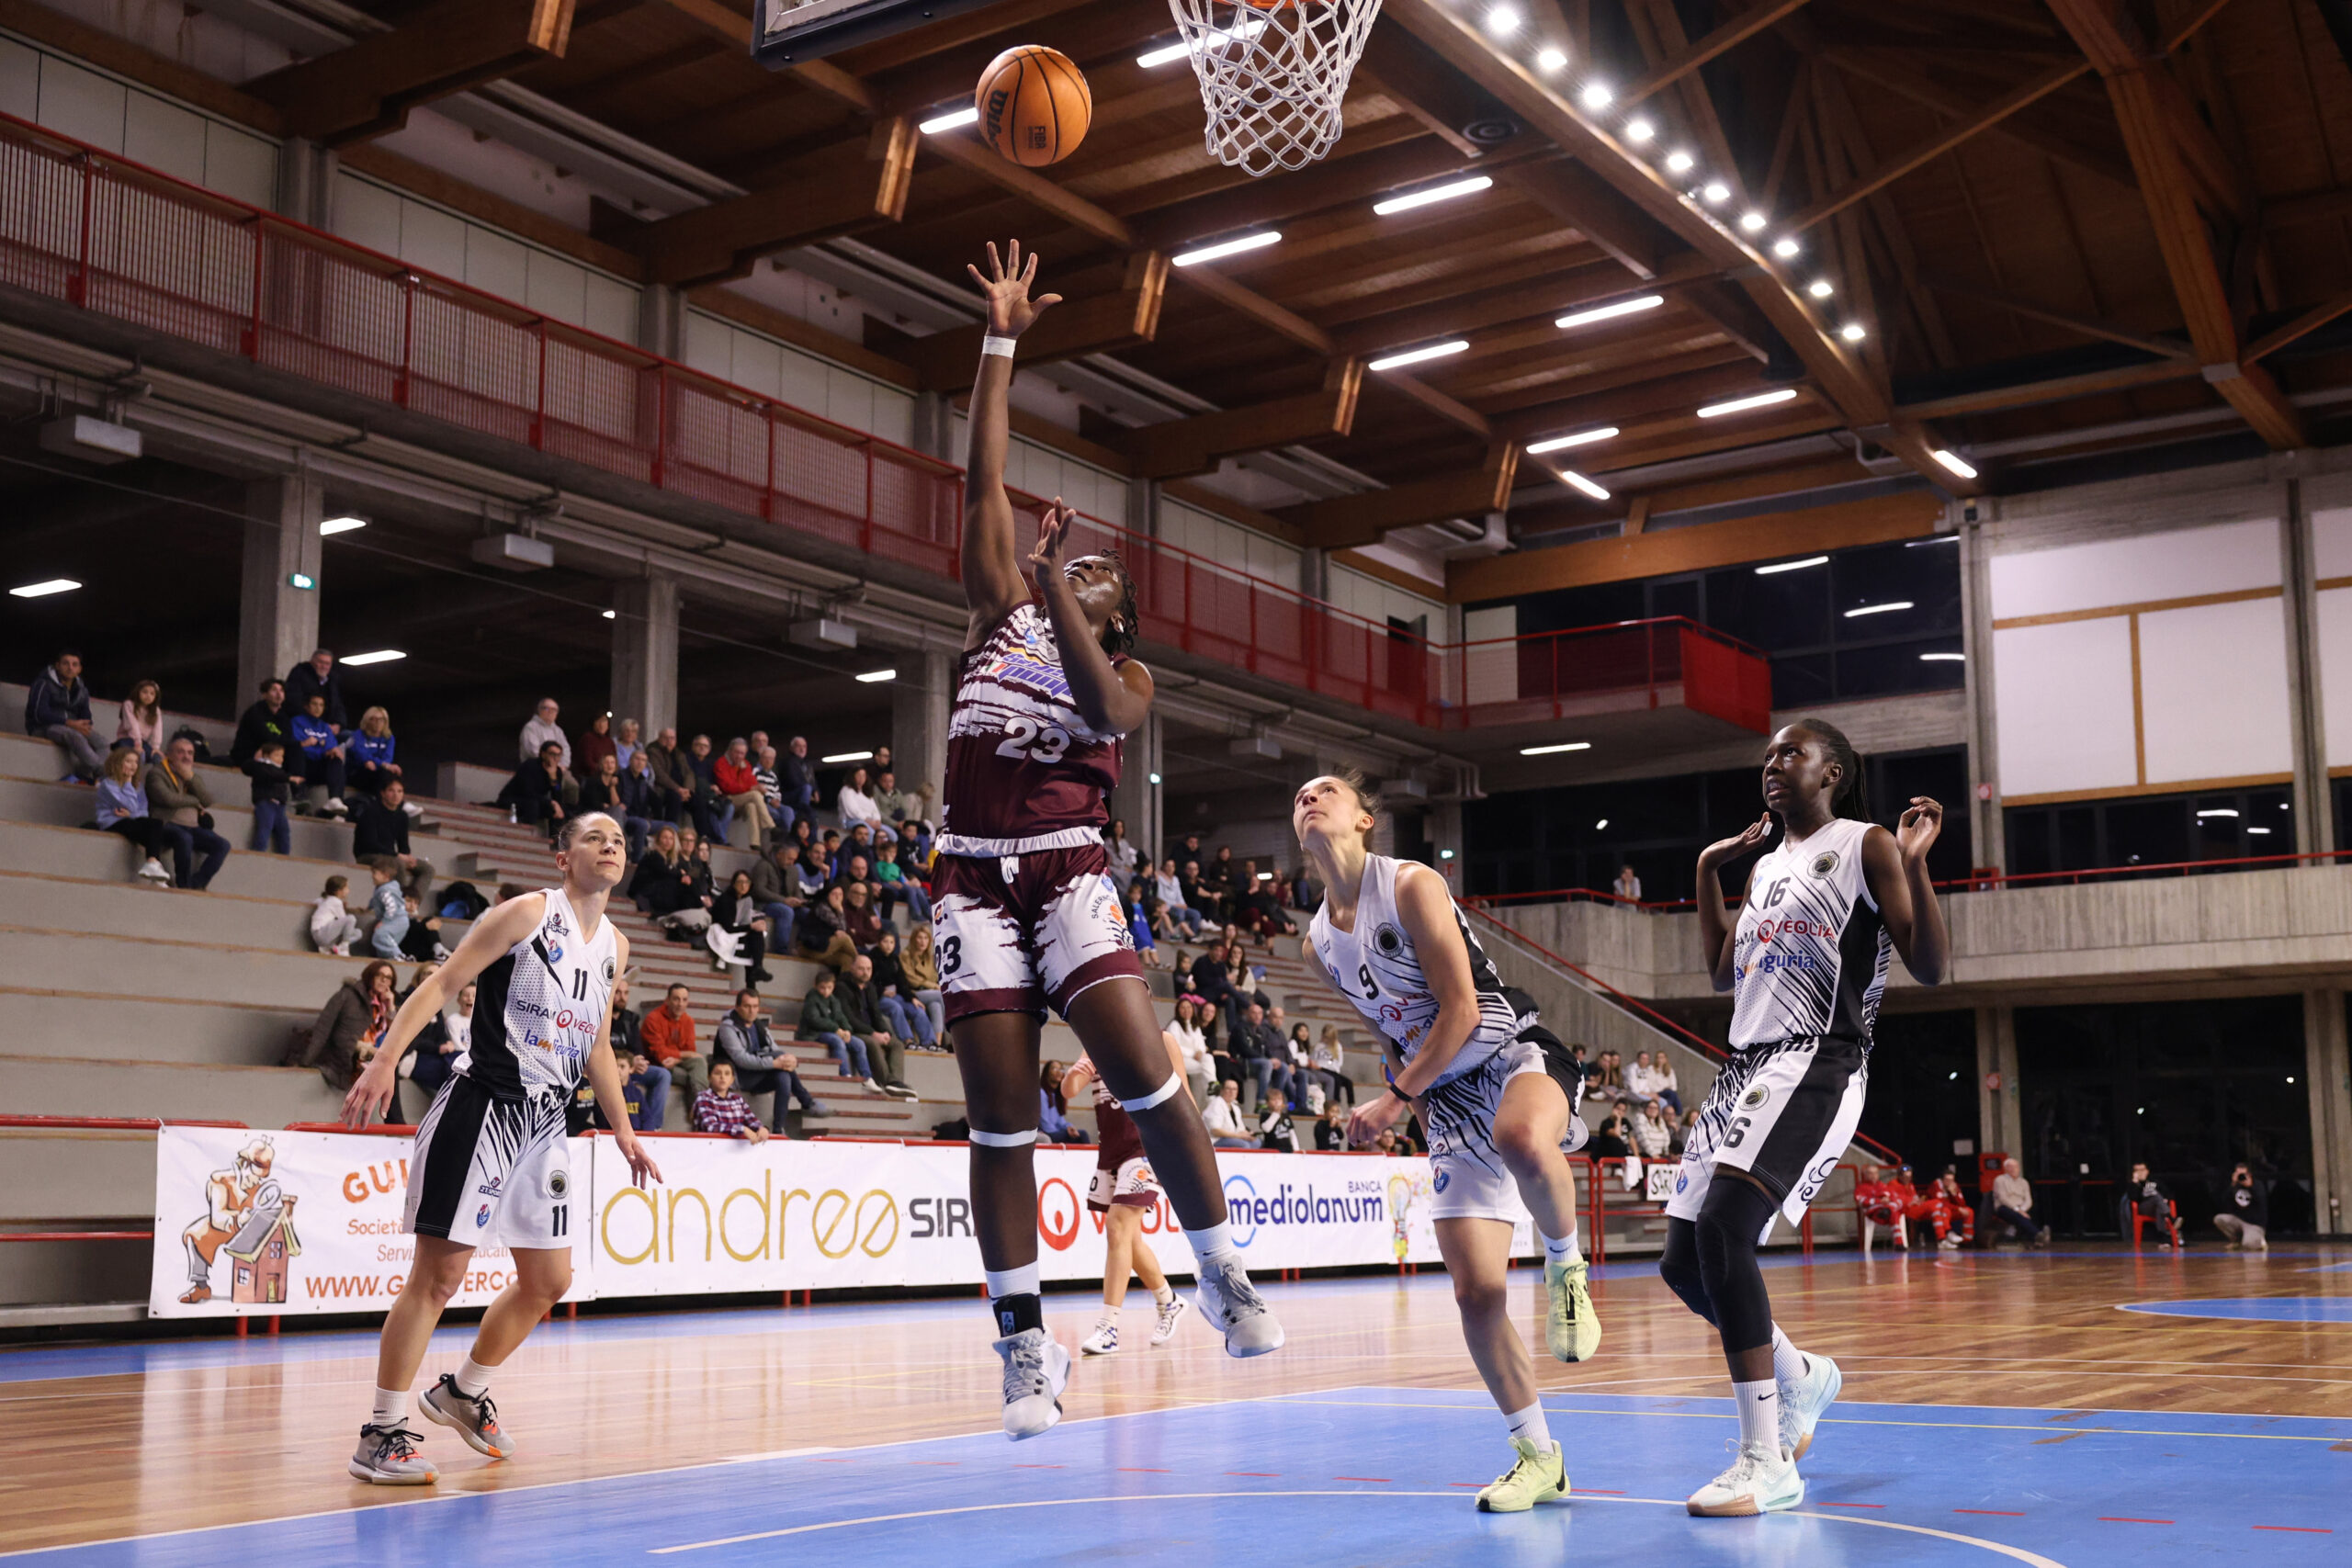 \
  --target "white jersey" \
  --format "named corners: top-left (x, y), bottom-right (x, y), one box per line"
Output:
top-left (1307, 852), bottom-right (1517, 1089)
top-left (1727, 817), bottom-right (1890, 1048)
top-left (457, 886), bottom-right (617, 1100)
